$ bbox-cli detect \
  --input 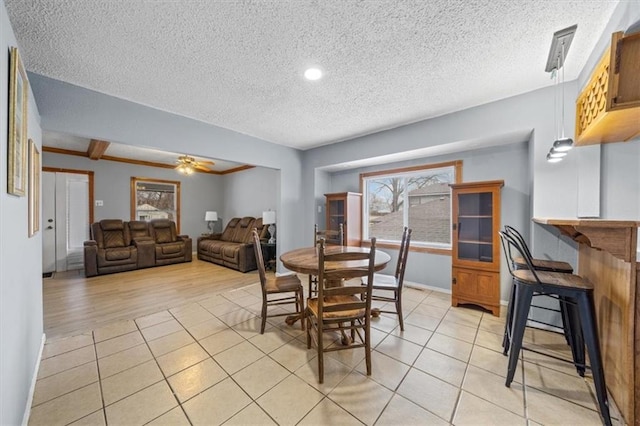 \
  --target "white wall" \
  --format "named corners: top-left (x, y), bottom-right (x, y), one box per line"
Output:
top-left (0, 1), bottom-right (43, 424)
